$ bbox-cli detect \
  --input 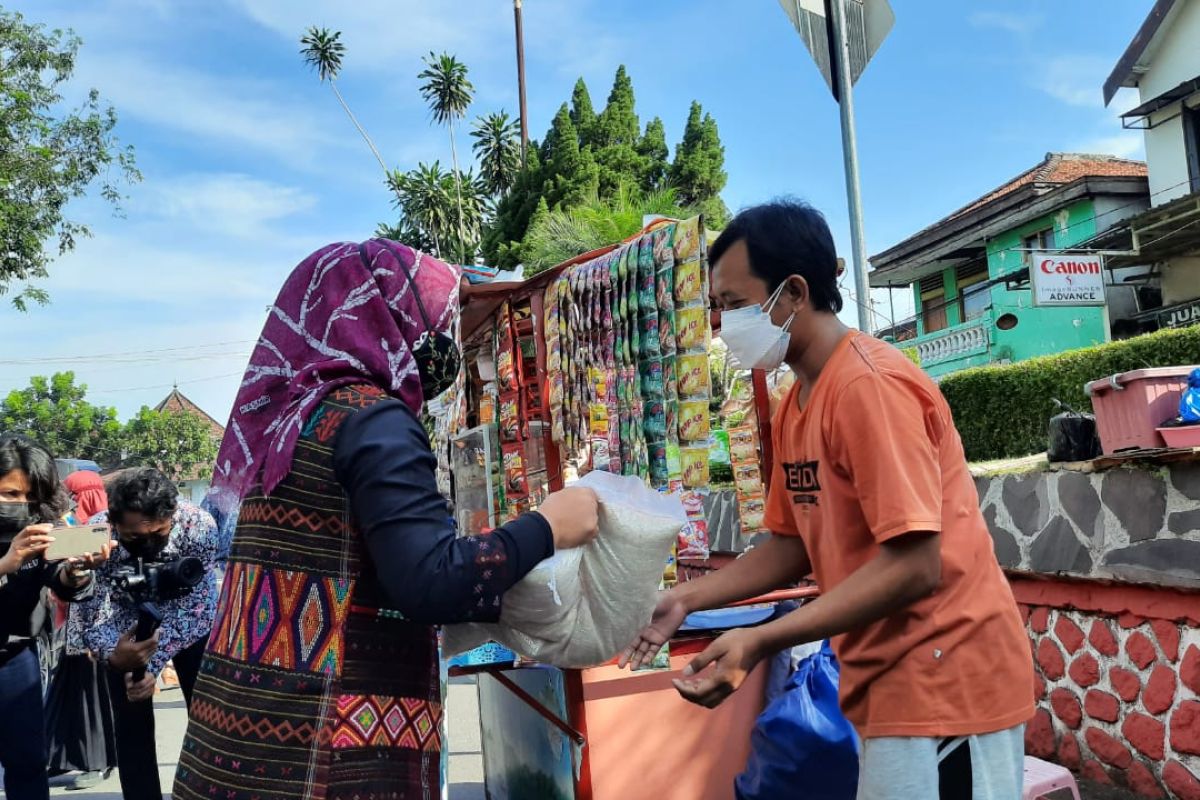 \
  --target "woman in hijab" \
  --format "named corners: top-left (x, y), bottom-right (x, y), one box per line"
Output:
top-left (174, 240), bottom-right (598, 800)
top-left (45, 471), bottom-right (117, 791)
